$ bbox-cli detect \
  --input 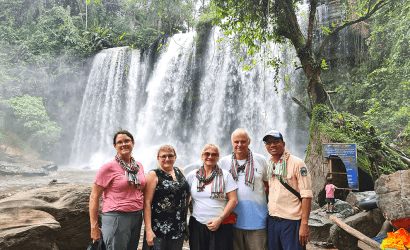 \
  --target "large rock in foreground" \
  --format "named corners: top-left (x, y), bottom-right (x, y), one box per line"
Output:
top-left (345, 191), bottom-right (375, 213)
top-left (375, 169), bottom-right (410, 230)
top-left (0, 208), bottom-right (60, 249)
top-left (329, 208), bottom-right (384, 250)
top-left (0, 182), bottom-right (94, 250)
top-left (308, 200), bottom-right (354, 243)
